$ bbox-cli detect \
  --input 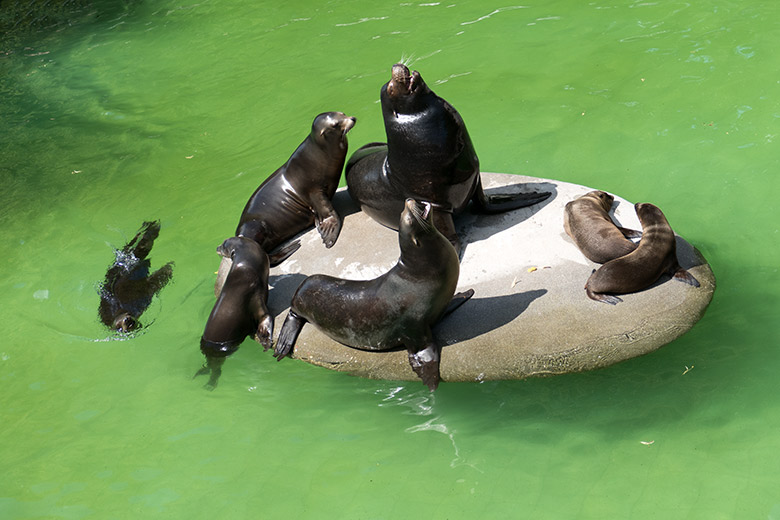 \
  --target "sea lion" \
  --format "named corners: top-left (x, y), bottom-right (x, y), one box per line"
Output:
top-left (563, 190), bottom-right (642, 264)
top-left (585, 203), bottom-right (700, 304)
top-left (195, 236), bottom-right (297, 389)
top-left (236, 111), bottom-right (356, 252)
top-left (345, 63), bottom-right (551, 251)
top-left (98, 220), bottom-right (173, 332)
top-left (274, 198), bottom-right (474, 391)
